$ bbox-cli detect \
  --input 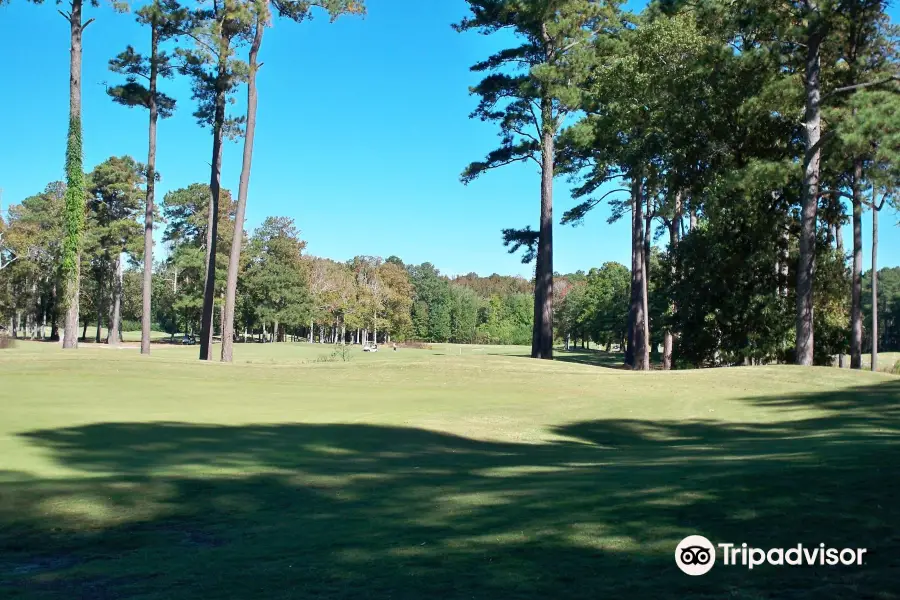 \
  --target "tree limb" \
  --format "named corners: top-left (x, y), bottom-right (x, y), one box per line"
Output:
top-left (819, 189), bottom-right (853, 200)
top-left (0, 255), bottom-right (18, 271)
top-left (561, 188), bottom-right (629, 225)
top-left (827, 75), bottom-right (900, 99)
